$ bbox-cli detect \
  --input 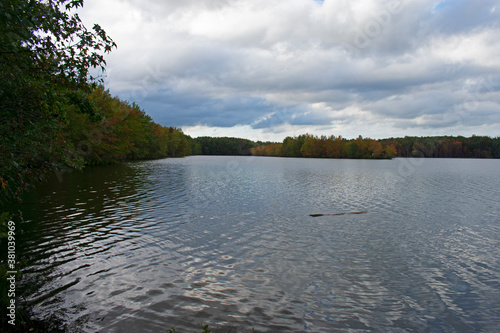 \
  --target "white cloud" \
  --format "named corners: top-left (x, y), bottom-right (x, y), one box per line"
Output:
top-left (430, 29), bottom-right (500, 69)
top-left (78, 0), bottom-right (500, 140)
